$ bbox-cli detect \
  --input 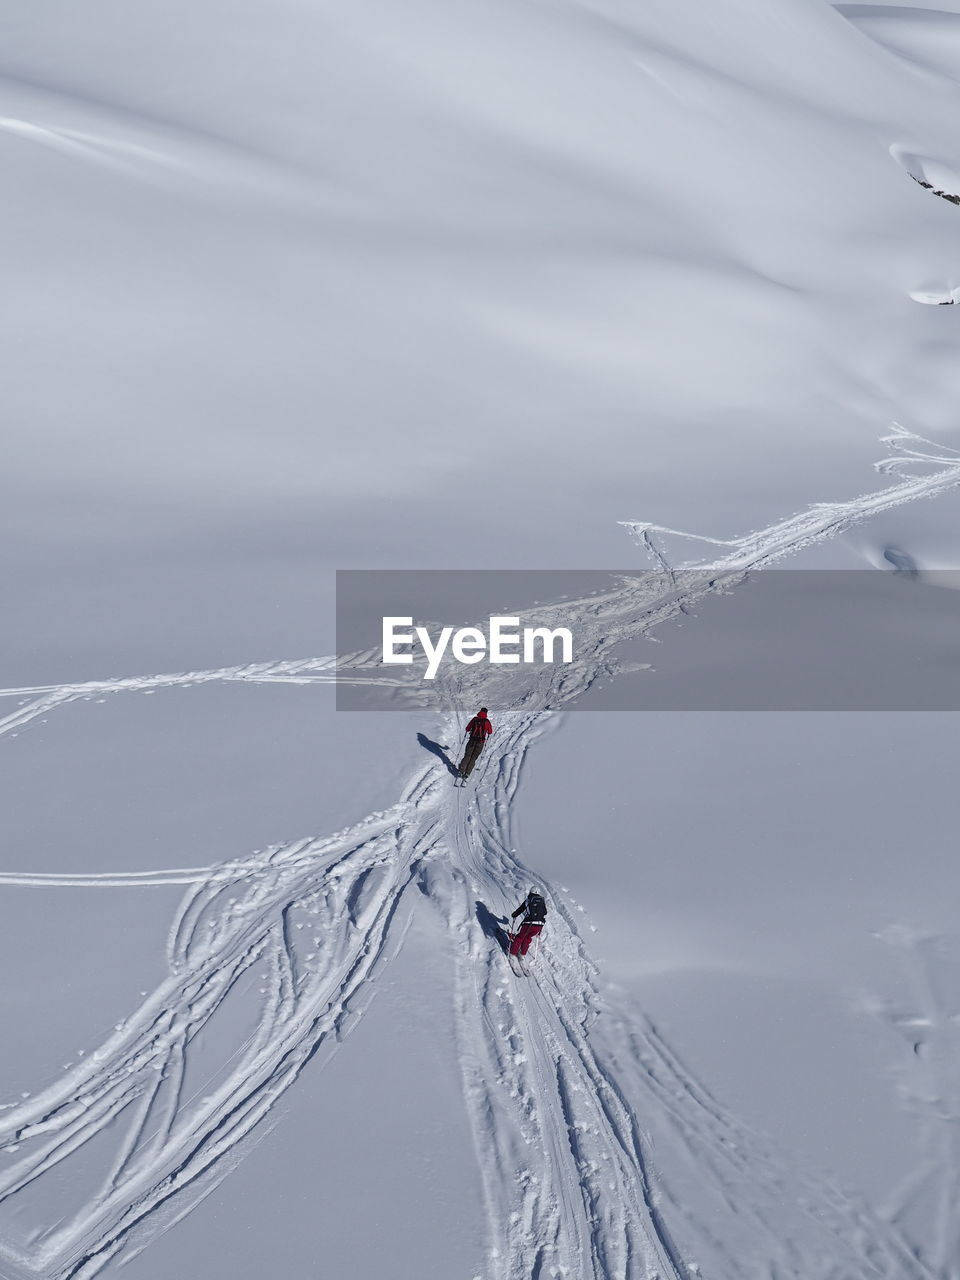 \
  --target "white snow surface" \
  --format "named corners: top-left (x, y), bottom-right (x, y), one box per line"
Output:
top-left (5, 0), bottom-right (960, 1276)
